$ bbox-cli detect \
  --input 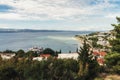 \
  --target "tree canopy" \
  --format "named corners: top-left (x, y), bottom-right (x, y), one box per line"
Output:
top-left (43, 48), bottom-right (57, 56)
top-left (110, 17), bottom-right (120, 53)
top-left (105, 17), bottom-right (120, 74)
top-left (78, 40), bottom-right (99, 80)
